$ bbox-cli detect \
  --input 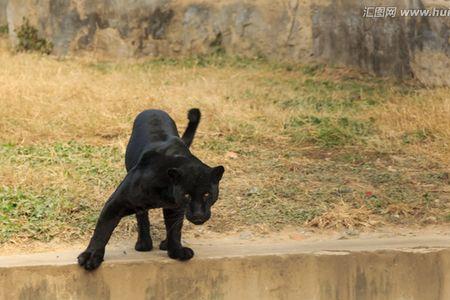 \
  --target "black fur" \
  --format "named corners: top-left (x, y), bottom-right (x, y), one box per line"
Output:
top-left (78, 109), bottom-right (224, 270)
